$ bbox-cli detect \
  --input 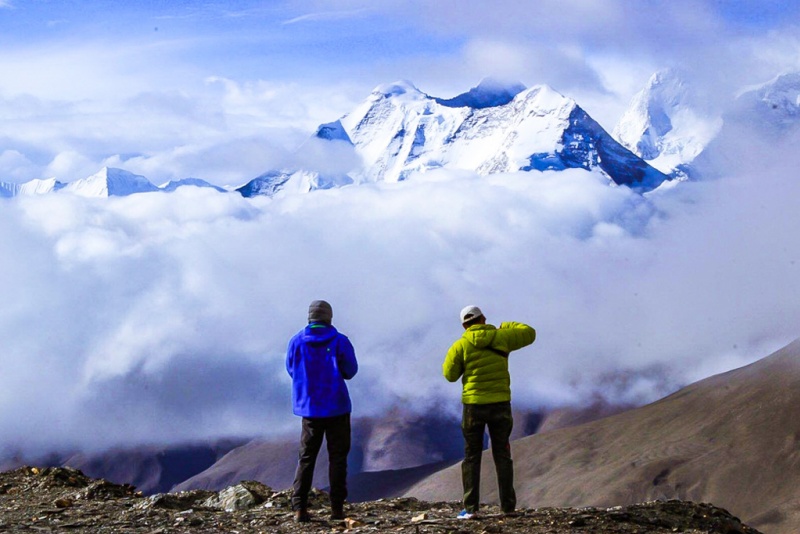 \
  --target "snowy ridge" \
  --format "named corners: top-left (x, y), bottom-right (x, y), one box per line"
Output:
top-left (0, 177), bottom-right (65, 197)
top-left (2, 172), bottom-right (223, 199)
top-left (160, 178), bottom-right (226, 193)
top-left (237, 170), bottom-right (353, 198)
top-left (731, 72), bottom-right (800, 134)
